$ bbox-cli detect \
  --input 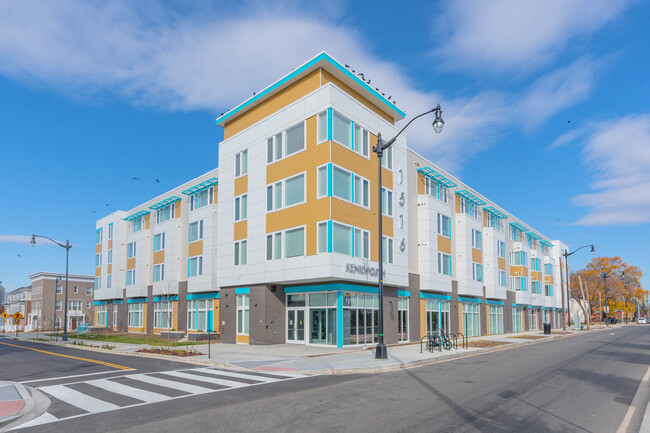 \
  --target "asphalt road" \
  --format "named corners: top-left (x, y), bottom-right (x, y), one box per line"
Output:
top-left (6, 326), bottom-right (650, 432)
